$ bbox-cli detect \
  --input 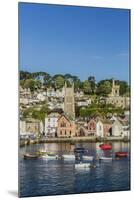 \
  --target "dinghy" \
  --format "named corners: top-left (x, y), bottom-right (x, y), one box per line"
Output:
top-left (115, 152), bottom-right (128, 158)
top-left (62, 154), bottom-right (75, 160)
top-left (99, 144), bottom-right (112, 150)
top-left (42, 153), bottom-right (58, 160)
top-left (99, 156), bottom-right (113, 161)
top-left (83, 156), bottom-right (94, 161)
top-left (75, 163), bottom-right (91, 169)
top-left (23, 153), bottom-right (39, 159)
